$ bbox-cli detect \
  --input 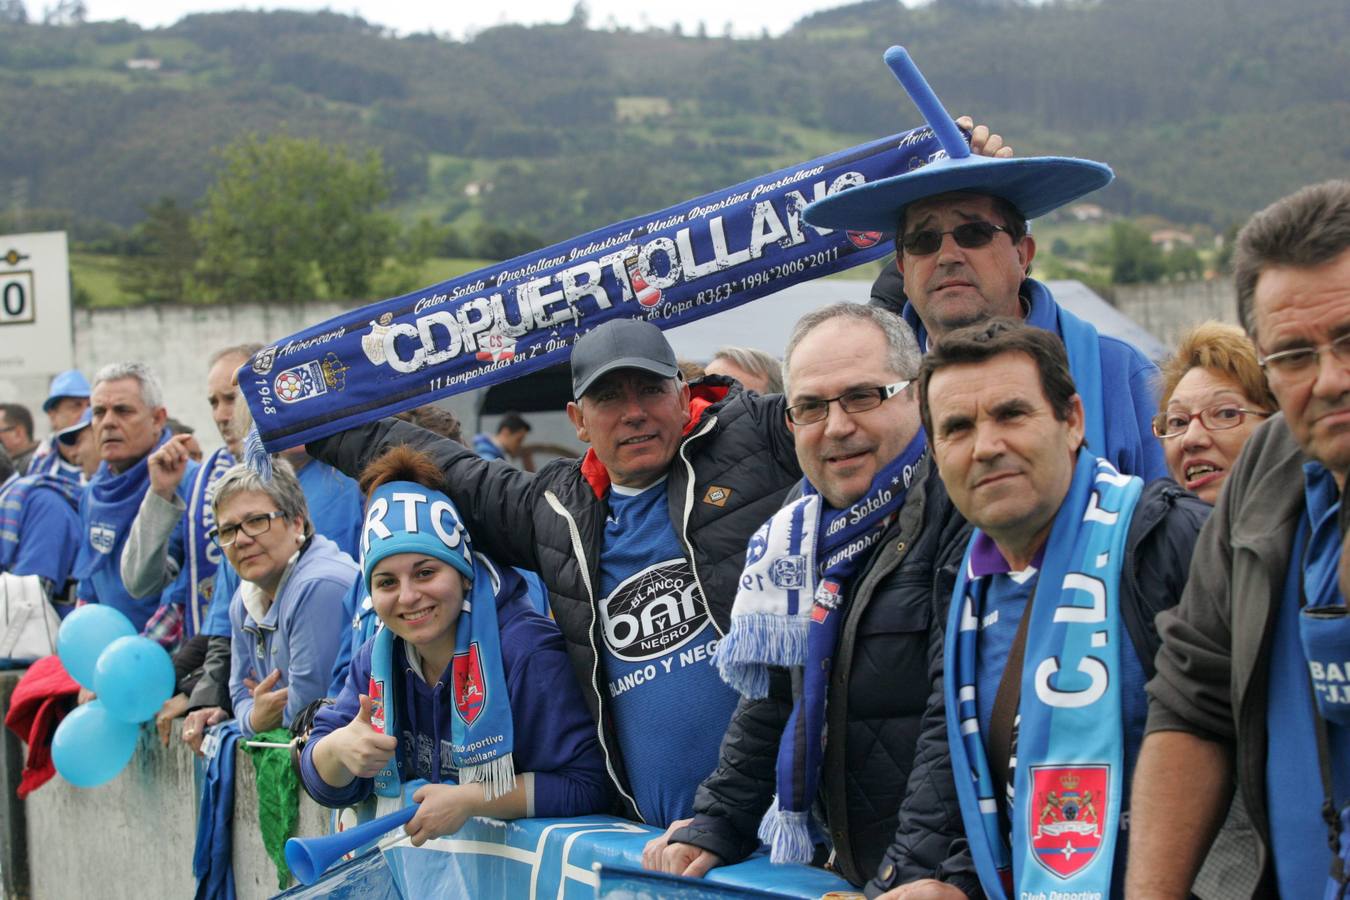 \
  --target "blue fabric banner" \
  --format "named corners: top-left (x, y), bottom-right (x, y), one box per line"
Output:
top-left (238, 126), bottom-right (947, 452)
top-left (277, 810), bottom-right (852, 899)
